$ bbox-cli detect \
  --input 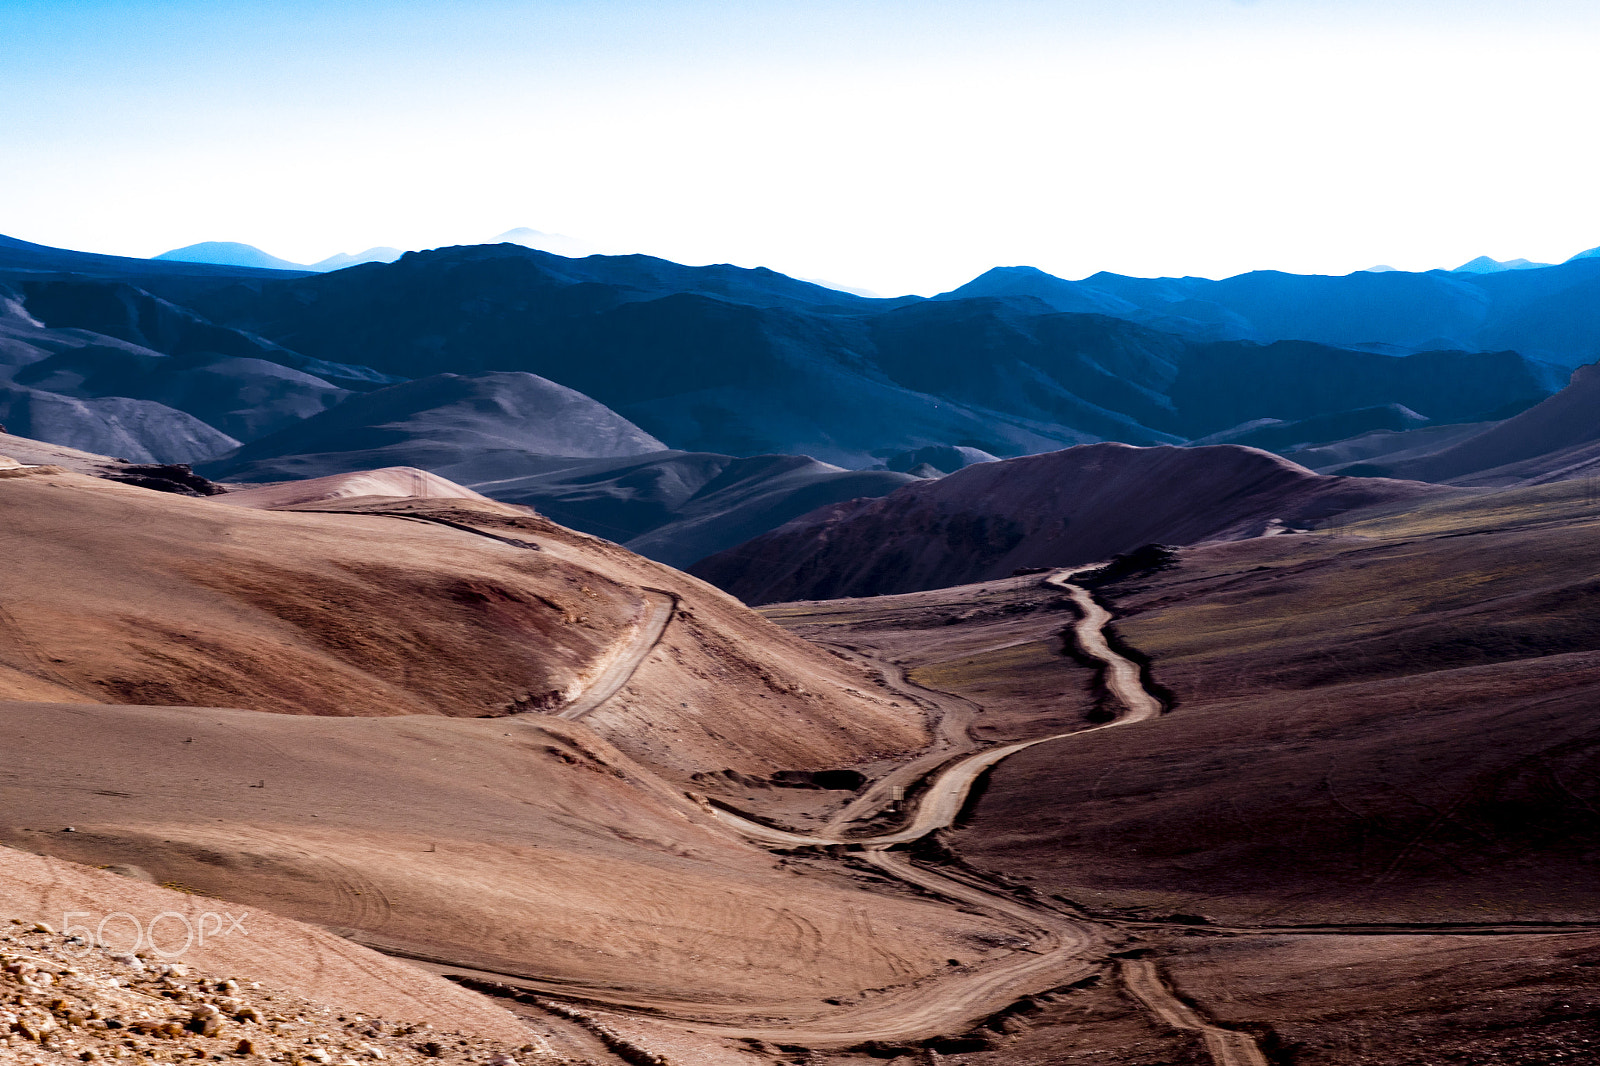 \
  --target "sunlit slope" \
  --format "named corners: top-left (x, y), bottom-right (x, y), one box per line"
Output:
top-left (0, 701), bottom-right (1002, 1012)
top-left (0, 464), bottom-right (972, 1016)
top-left (0, 465), bottom-right (925, 776)
top-left (0, 845), bottom-right (535, 1044)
